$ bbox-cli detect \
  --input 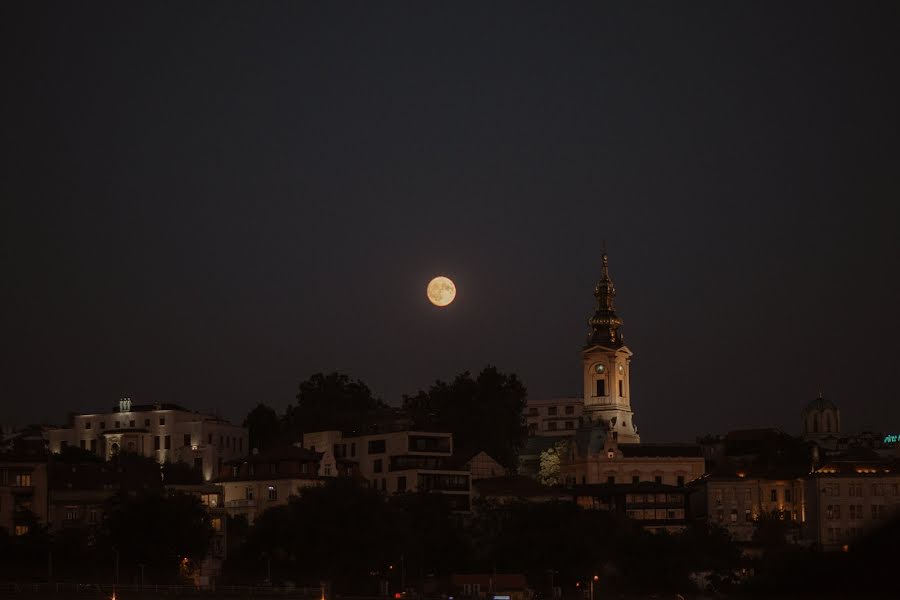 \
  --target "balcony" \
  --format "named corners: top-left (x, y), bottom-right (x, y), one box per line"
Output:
top-left (584, 395), bottom-right (614, 407)
top-left (226, 499), bottom-right (257, 508)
